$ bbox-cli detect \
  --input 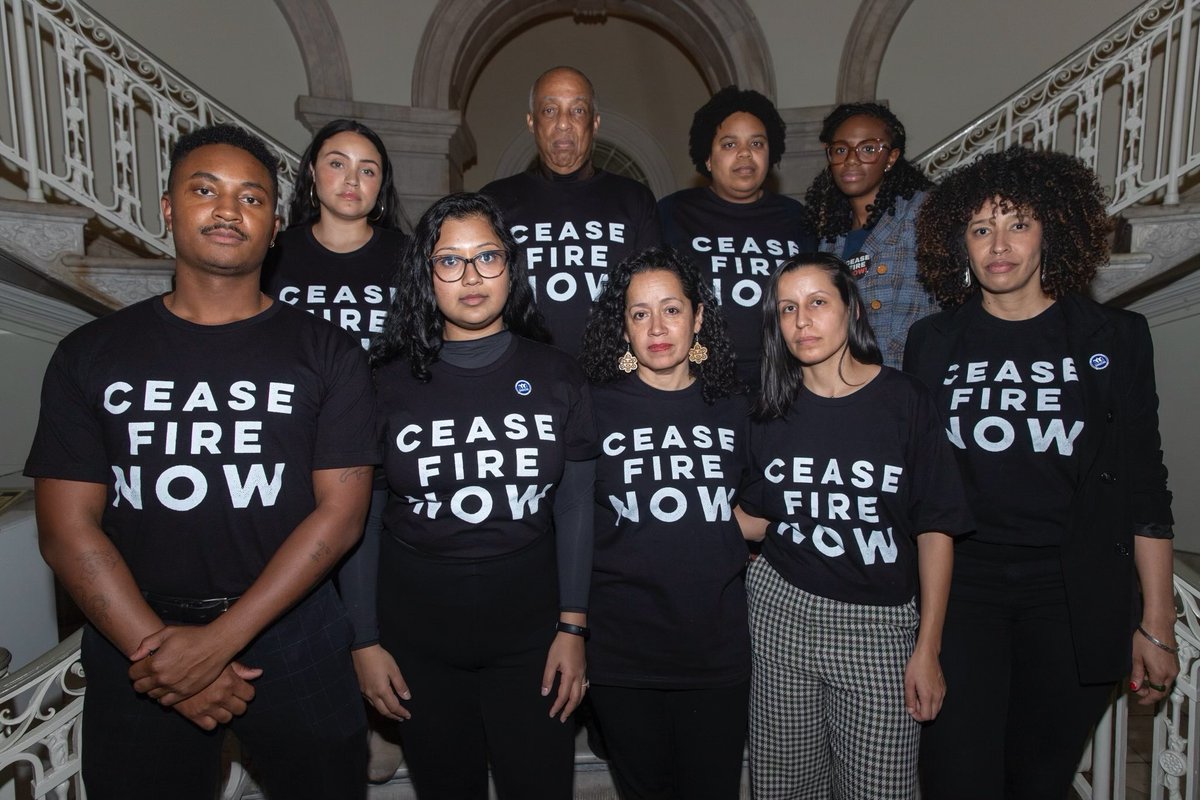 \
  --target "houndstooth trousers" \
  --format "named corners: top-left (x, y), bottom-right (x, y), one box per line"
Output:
top-left (746, 556), bottom-right (921, 800)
